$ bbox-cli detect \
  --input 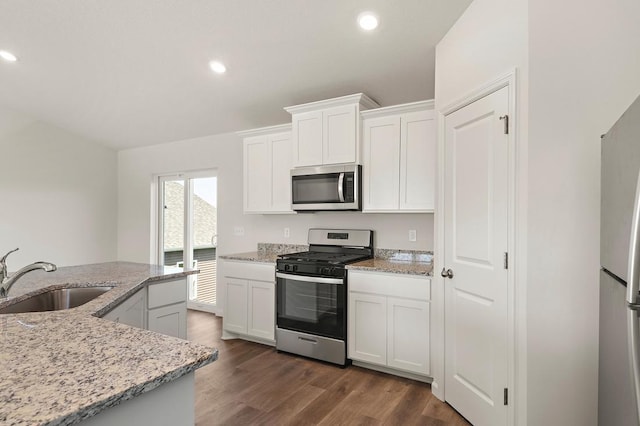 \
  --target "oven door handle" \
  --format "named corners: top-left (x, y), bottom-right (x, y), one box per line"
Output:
top-left (276, 272), bottom-right (344, 285)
